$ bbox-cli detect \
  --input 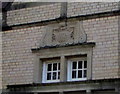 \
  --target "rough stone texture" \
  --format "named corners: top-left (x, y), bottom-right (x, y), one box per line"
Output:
top-left (0, 32), bottom-right (2, 90)
top-left (83, 16), bottom-right (119, 79)
top-left (6, 2), bottom-right (119, 26)
top-left (2, 26), bottom-right (45, 88)
top-left (0, 12), bottom-right (2, 90)
top-left (118, 14), bottom-right (120, 78)
top-left (2, 2), bottom-right (119, 89)
top-left (67, 2), bottom-right (119, 17)
top-left (7, 3), bottom-right (61, 26)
